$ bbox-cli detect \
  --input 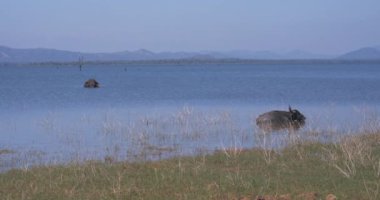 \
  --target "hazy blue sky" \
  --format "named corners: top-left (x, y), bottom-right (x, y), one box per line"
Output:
top-left (1, 0), bottom-right (379, 54)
